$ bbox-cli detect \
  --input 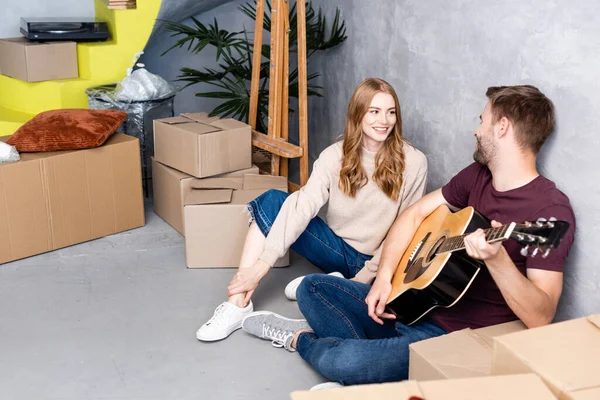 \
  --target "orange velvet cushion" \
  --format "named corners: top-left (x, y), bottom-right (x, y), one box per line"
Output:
top-left (7, 109), bottom-right (127, 152)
